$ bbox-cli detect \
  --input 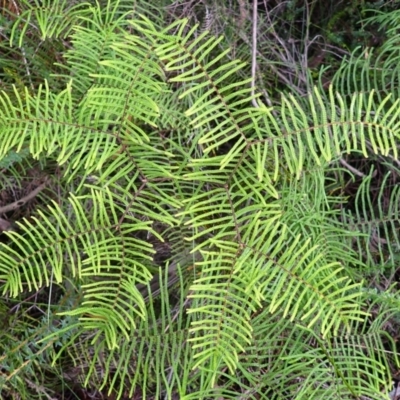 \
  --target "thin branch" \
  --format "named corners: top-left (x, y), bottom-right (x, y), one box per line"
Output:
top-left (10, 0), bottom-right (34, 91)
top-left (339, 158), bottom-right (366, 178)
top-left (251, 0), bottom-right (258, 108)
top-left (0, 178), bottom-right (48, 215)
